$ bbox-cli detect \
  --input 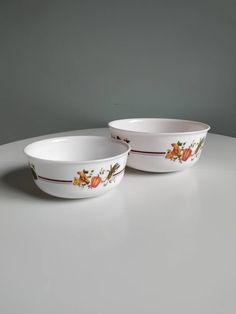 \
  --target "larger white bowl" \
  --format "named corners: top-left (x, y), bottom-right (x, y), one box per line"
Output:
top-left (108, 118), bottom-right (210, 172)
top-left (24, 136), bottom-right (130, 198)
